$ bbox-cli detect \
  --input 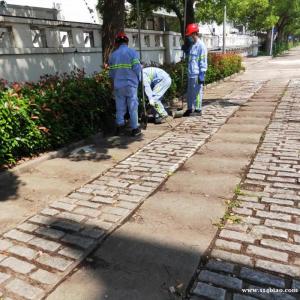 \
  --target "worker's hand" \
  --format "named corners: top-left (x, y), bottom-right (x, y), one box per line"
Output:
top-left (103, 63), bottom-right (109, 70)
top-left (198, 72), bottom-right (206, 85)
